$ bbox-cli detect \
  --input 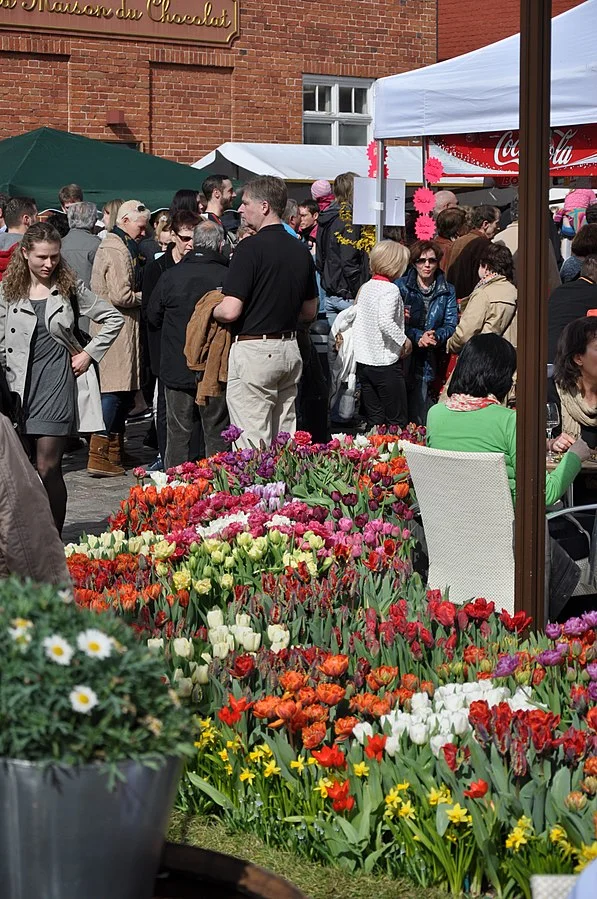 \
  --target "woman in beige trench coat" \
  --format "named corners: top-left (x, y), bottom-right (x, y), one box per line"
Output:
top-left (0, 221), bottom-right (124, 533)
top-left (90, 199), bottom-right (150, 476)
